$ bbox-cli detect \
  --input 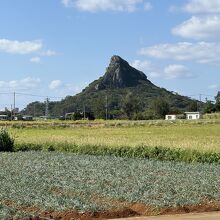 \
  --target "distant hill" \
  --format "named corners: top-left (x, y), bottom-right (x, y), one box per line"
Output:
top-left (23, 55), bottom-right (199, 119)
